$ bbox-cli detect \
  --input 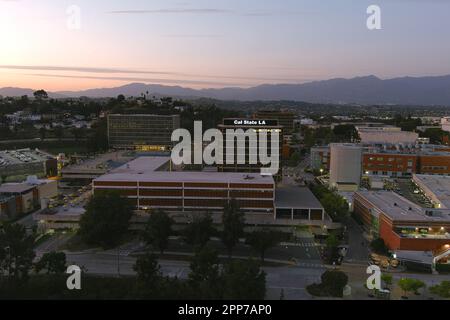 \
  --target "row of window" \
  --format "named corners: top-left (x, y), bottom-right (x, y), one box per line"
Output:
top-left (368, 156), bottom-right (414, 163)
